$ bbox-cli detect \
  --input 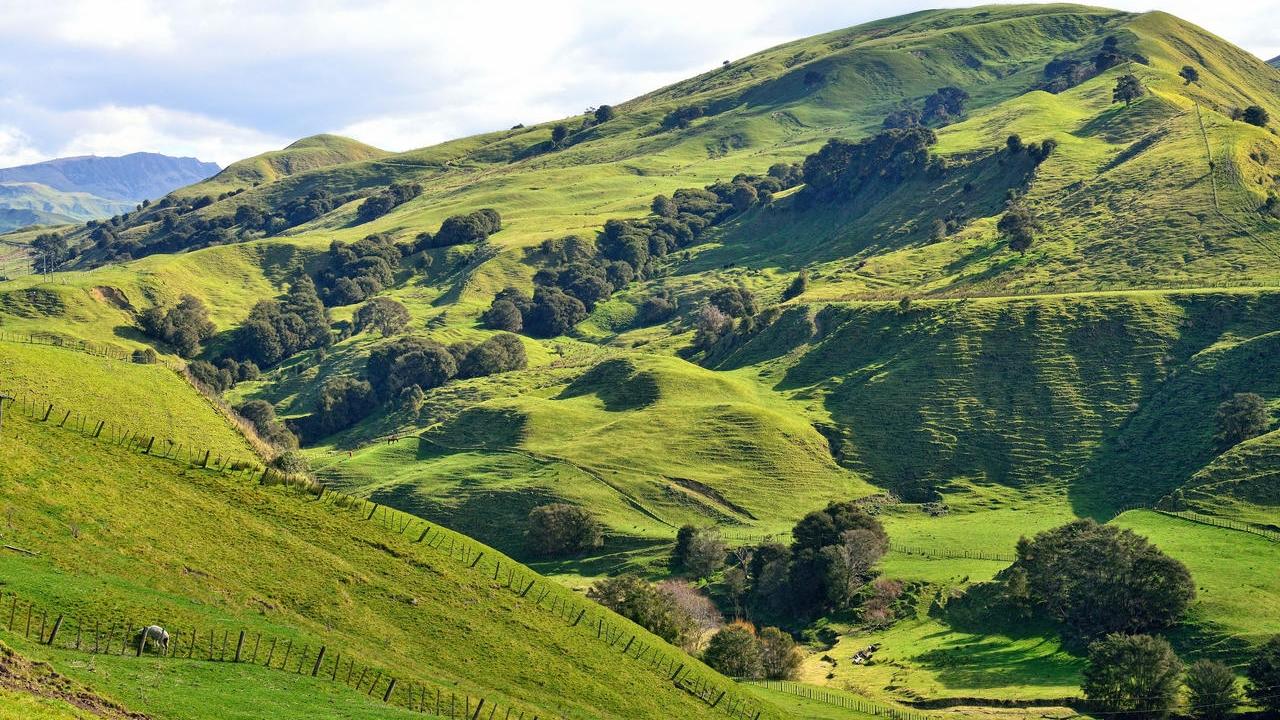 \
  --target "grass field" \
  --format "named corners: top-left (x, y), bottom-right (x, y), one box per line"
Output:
top-left (0, 407), bottom-right (774, 720)
top-left (3, 2), bottom-right (1280, 713)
